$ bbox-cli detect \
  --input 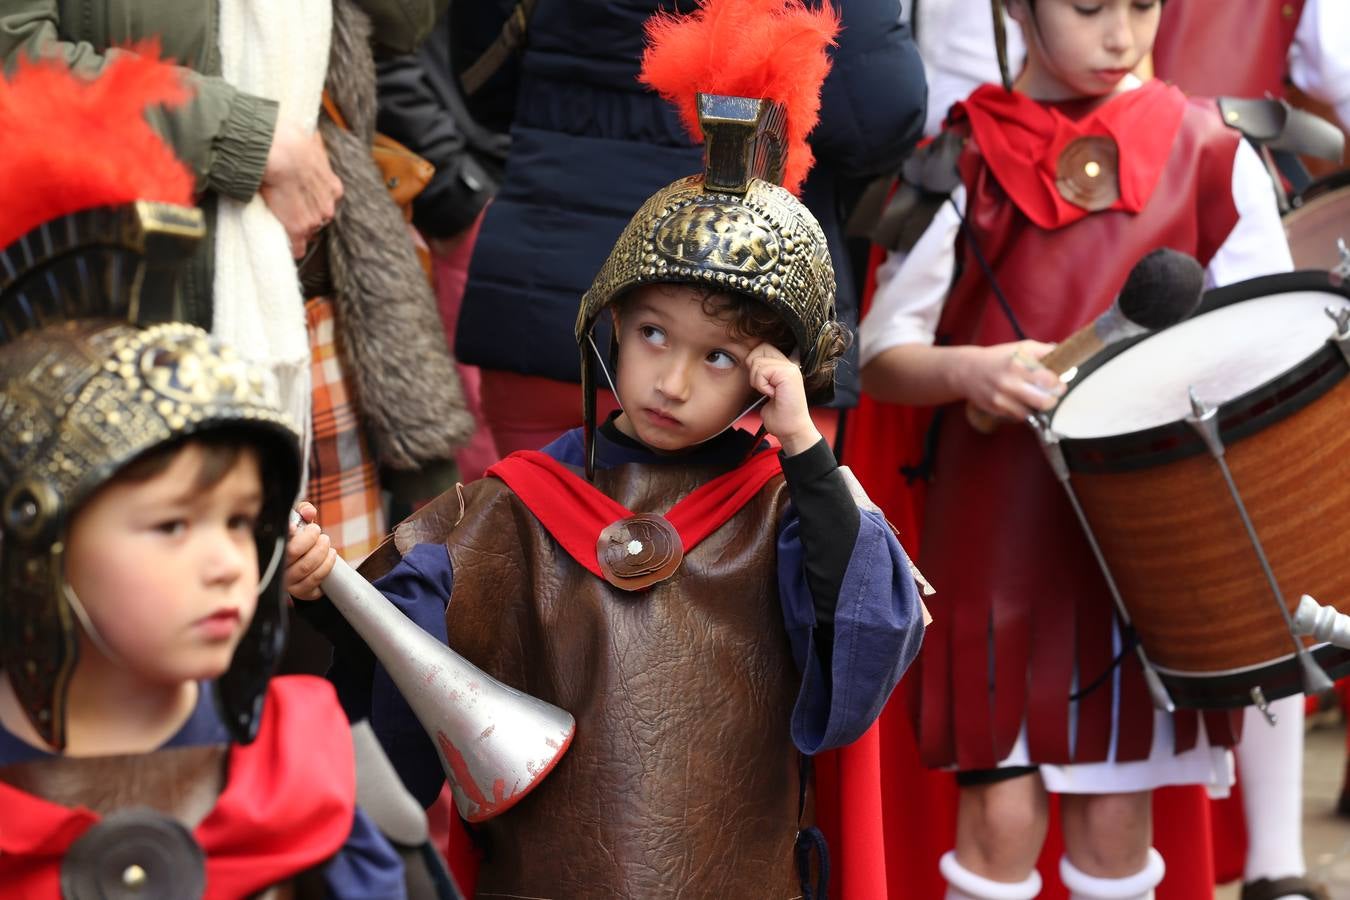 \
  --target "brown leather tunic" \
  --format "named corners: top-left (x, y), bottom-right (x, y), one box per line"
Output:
top-left (388, 461), bottom-right (806, 898)
top-left (913, 98), bottom-right (1242, 770)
